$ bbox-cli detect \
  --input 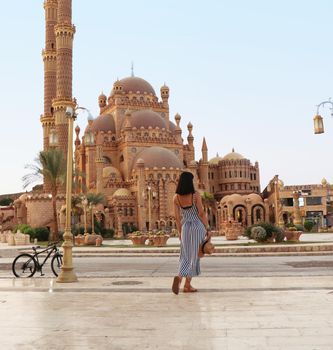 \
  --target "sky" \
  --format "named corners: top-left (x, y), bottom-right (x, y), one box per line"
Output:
top-left (0, 0), bottom-right (333, 194)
